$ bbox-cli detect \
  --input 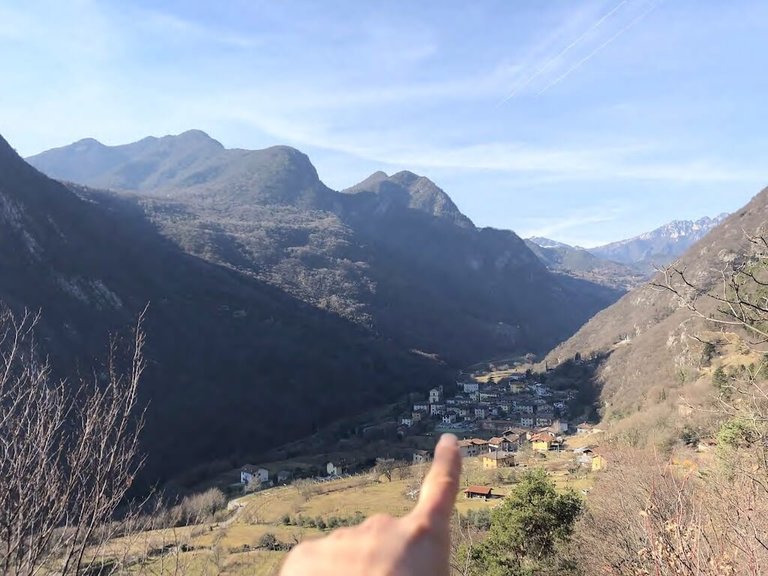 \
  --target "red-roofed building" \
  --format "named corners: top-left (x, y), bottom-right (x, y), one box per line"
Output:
top-left (464, 485), bottom-right (494, 499)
